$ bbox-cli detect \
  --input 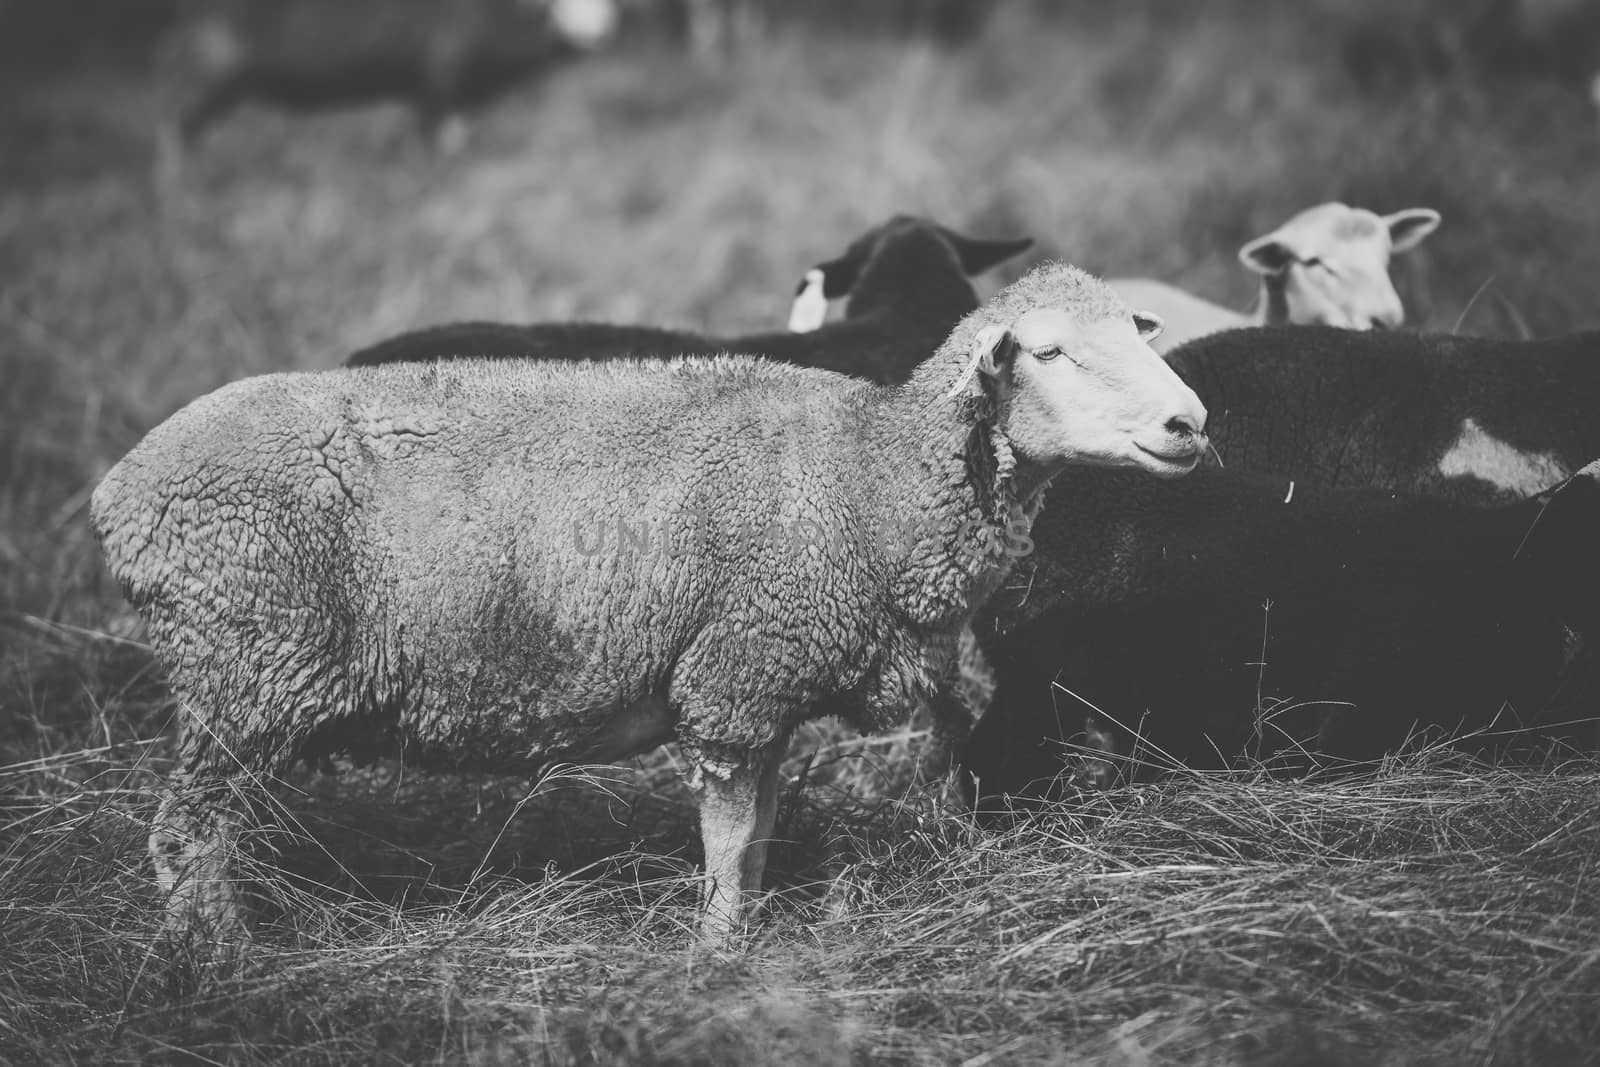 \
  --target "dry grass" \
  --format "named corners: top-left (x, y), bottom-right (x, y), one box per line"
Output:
top-left (5, 1), bottom-right (1600, 1063)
